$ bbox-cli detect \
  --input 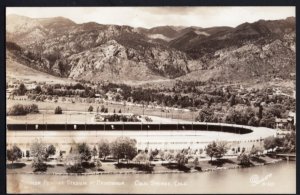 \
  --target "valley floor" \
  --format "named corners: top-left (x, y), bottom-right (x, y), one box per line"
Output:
top-left (7, 99), bottom-right (197, 123)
